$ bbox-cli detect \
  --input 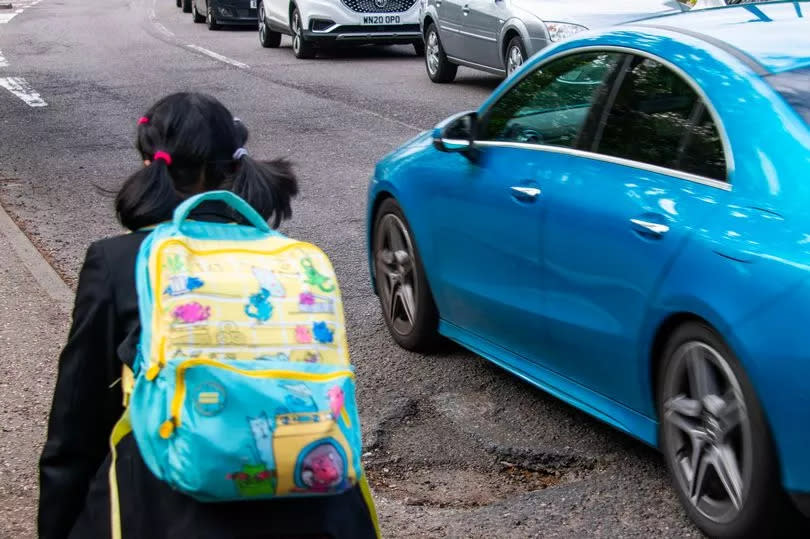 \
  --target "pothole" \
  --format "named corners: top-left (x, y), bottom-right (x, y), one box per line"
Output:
top-left (362, 394), bottom-right (597, 508)
top-left (367, 461), bottom-right (564, 508)
top-left (365, 446), bottom-right (594, 509)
